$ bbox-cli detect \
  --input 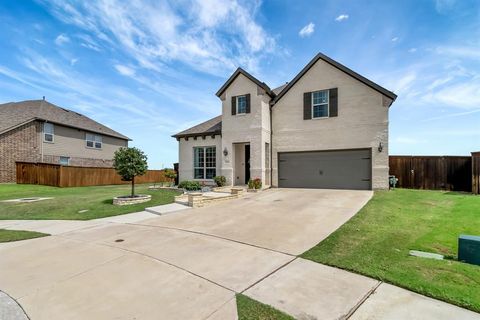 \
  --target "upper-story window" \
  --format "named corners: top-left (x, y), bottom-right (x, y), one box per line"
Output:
top-left (312, 90), bottom-right (329, 118)
top-left (86, 133), bottom-right (102, 149)
top-left (236, 95), bottom-right (247, 114)
top-left (43, 123), bottom-right (54, 142)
